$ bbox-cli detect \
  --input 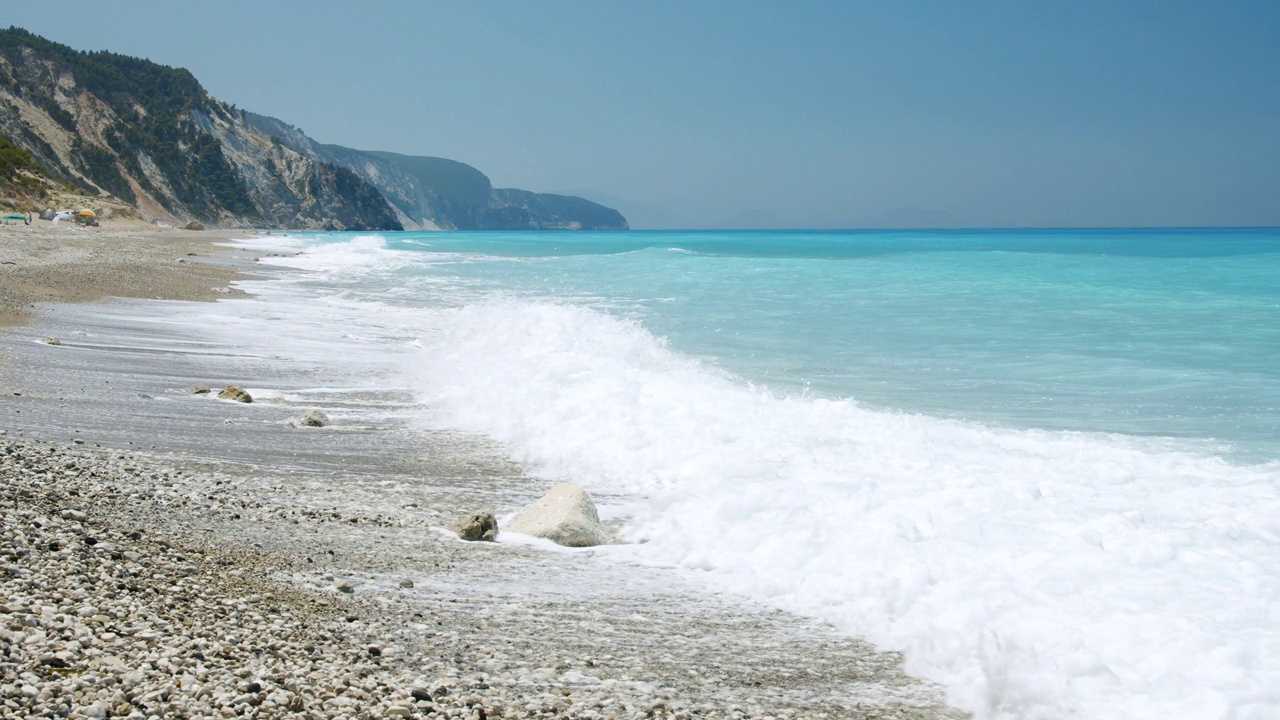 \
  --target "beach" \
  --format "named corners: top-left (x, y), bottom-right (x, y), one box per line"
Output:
top-left (0, 222), bottom-right (251, 329)
top-left (0, 225), bottom-right (964, 719)
top-left (3, 7), bottom-right (1274, 717)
